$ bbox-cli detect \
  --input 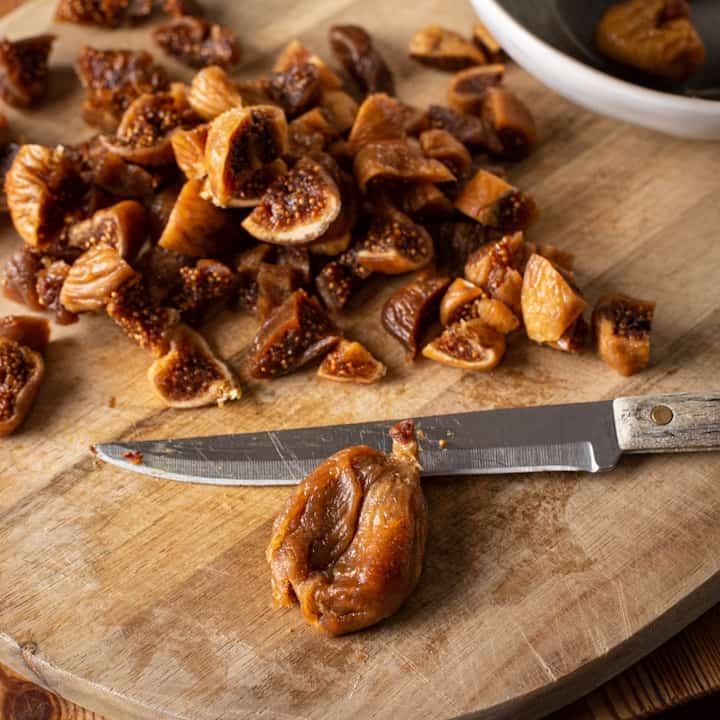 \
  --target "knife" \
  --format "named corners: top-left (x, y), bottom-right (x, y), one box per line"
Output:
top-left (92, 391), bottom-right (720, 486)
